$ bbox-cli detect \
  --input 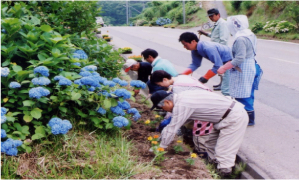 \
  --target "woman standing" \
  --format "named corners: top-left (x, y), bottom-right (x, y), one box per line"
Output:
top-left (217, 15), bottom-right (263, 126)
